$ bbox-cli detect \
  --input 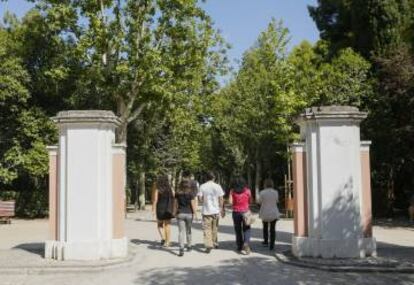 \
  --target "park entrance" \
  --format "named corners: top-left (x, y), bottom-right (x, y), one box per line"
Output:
top-left (45, 111), bottom-right (127, 260)
top-left (43, 106), bottom-right (376, 260)
top-left (289, 106), bottom-right (376, 258)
